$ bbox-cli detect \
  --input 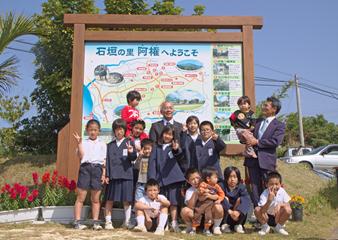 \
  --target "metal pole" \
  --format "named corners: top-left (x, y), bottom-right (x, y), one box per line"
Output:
top-left (295, 74), bottom-right (305, 146)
